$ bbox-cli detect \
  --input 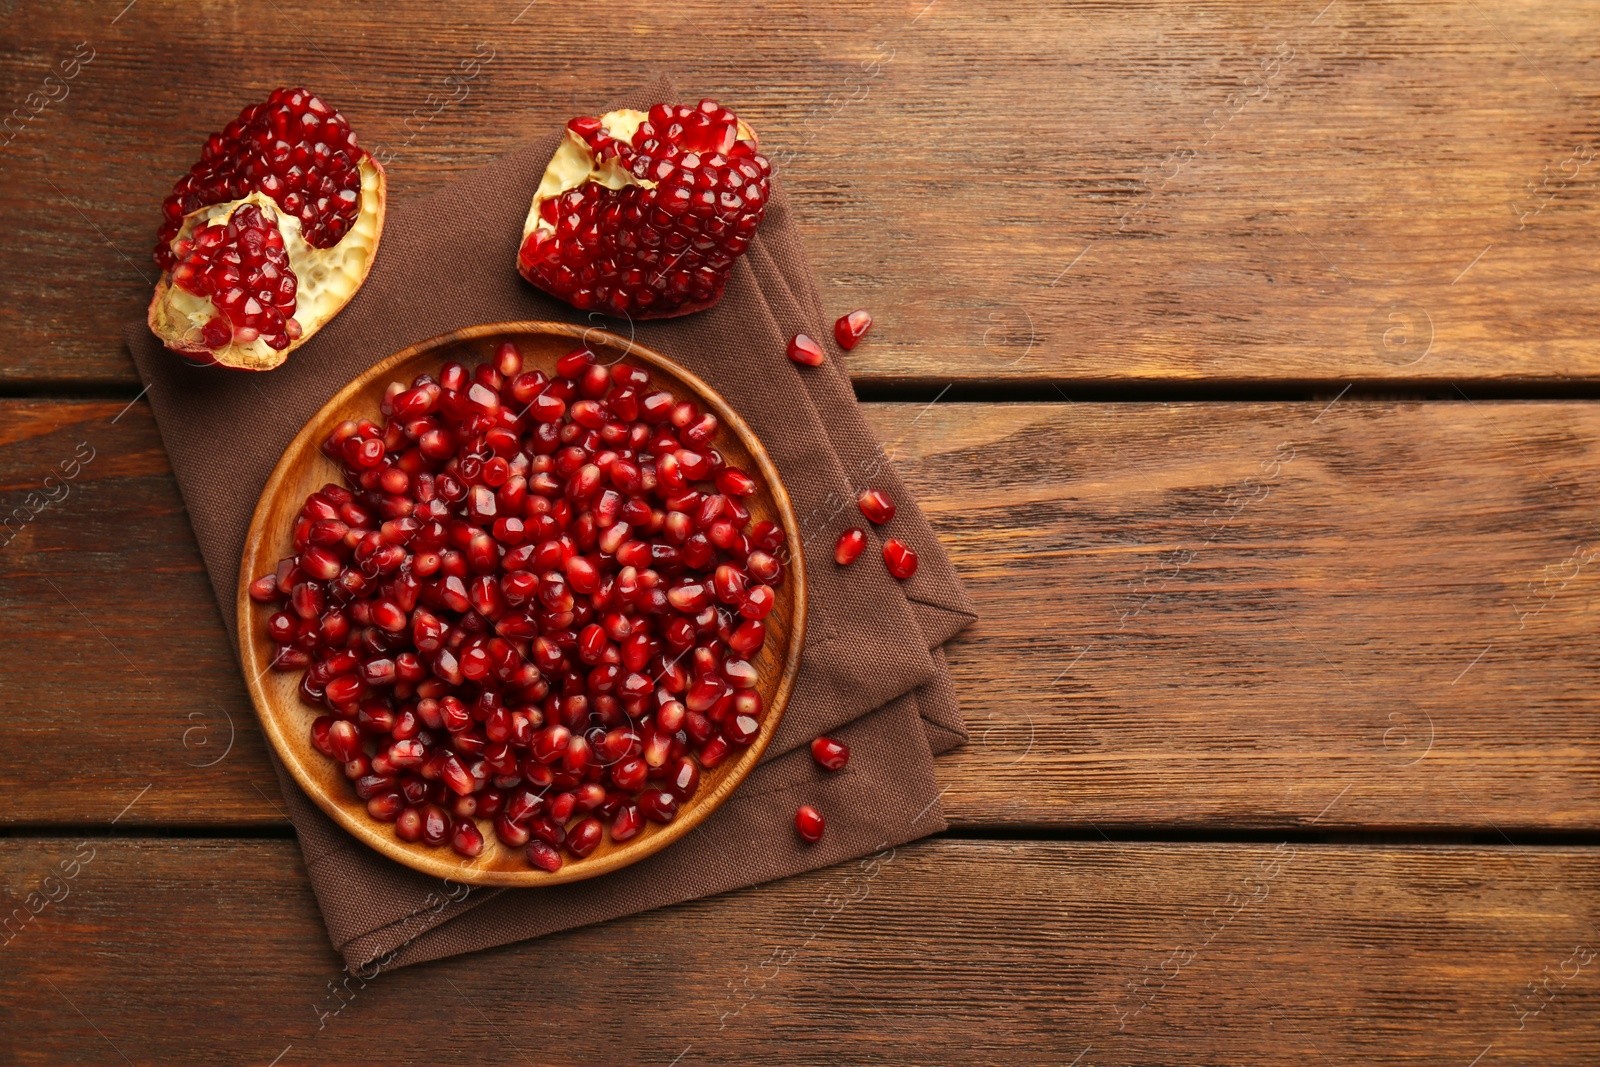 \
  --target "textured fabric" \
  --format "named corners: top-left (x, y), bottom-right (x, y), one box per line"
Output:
top-left (124, 76), bottom-right (975, 969)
